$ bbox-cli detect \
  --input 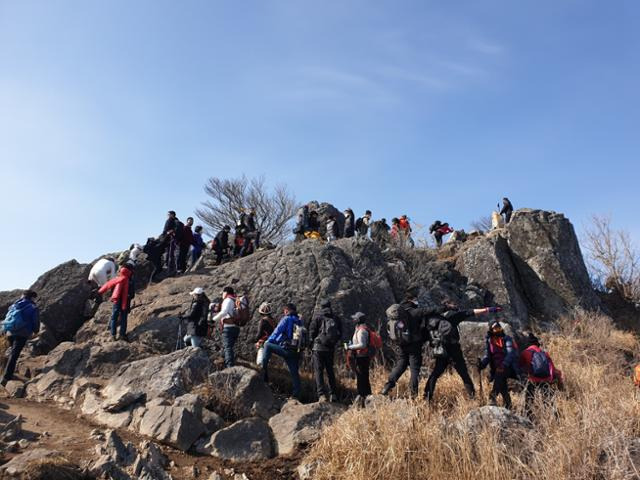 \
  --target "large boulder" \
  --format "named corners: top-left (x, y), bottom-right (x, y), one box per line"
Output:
top-left (28, 260), bottom-right (95, 353)
top-left (306, 201), bottom-right (346, 237)
top-left (205, 417), bottom-right (273, 461)
top-left (268, 399), bottom-right (346, 455)
top-left (208, 366), bottom-right (276, 419)
top-left (504, 209), bottom-right (601, 320)
top-left (137, 403), bottom-right (206, 451)
top-left (102, 347), bottom-right (210, 403)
